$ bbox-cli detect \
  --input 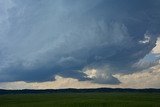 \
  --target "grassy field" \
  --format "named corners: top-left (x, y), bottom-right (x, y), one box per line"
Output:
top-left (0, 92), bottom-right (160, 107)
